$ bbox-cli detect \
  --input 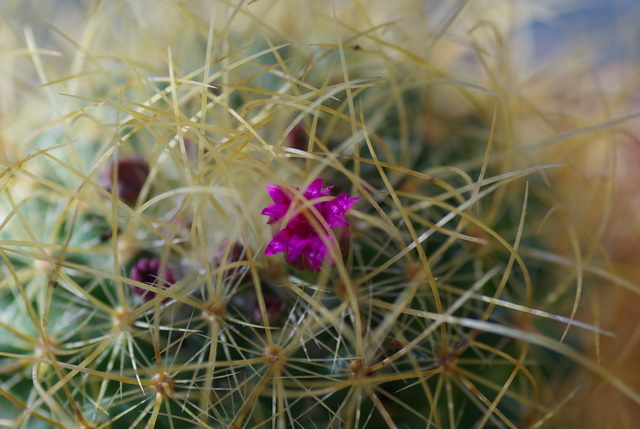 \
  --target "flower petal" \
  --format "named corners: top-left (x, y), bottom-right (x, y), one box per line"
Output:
top-left (322, 194), bottom-right (358, 227)
top-left (325, 213), bottom-right (349, 228)
top-left (305, 236), bottom-right (328, 271)
top-left (303, 178), bottom-right (326, 199)
top-left (266, 184), bottom-right (291, 205)
top-left (335, 193), bottom-right (358, 212)
top-left (286, 234), bottom-right (309, 261)
top-left (261, 203), bottom-right (289, 222)
top-left (265, 229), bottom-right (292, 255)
